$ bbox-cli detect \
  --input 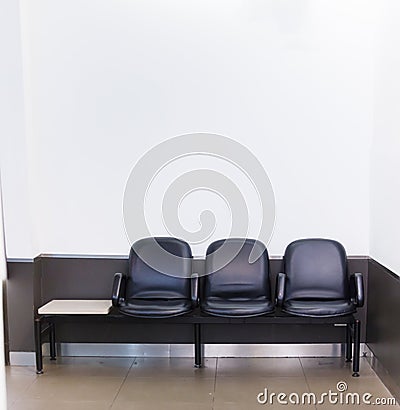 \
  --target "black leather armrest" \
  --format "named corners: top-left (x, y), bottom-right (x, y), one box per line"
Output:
top-left (350, 272), bottom-right (364, 307)
top-left (112, 272), bottom-right (126, 307)
top-left (276, 272), bottom-right (286, 307)
top-left (191, 274), bottom-right (199, 306)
